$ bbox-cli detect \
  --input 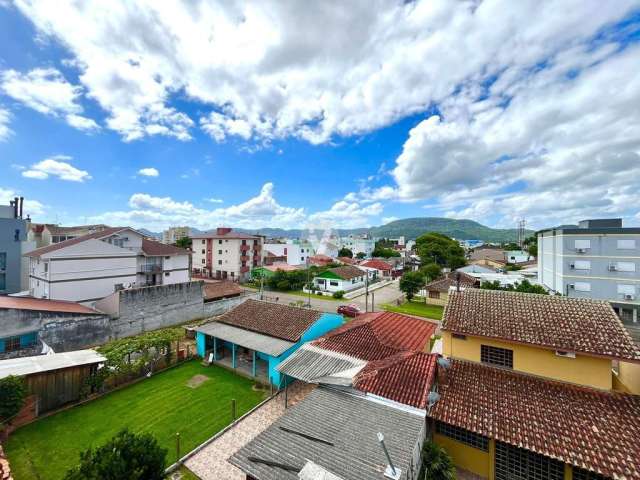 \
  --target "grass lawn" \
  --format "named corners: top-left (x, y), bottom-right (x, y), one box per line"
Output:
top-left (381, 300), bottom-right (444, 320)
top-left (6, 360), bottom-right (267, 480)
top-left (287, 290), bottom-right (341, 301)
